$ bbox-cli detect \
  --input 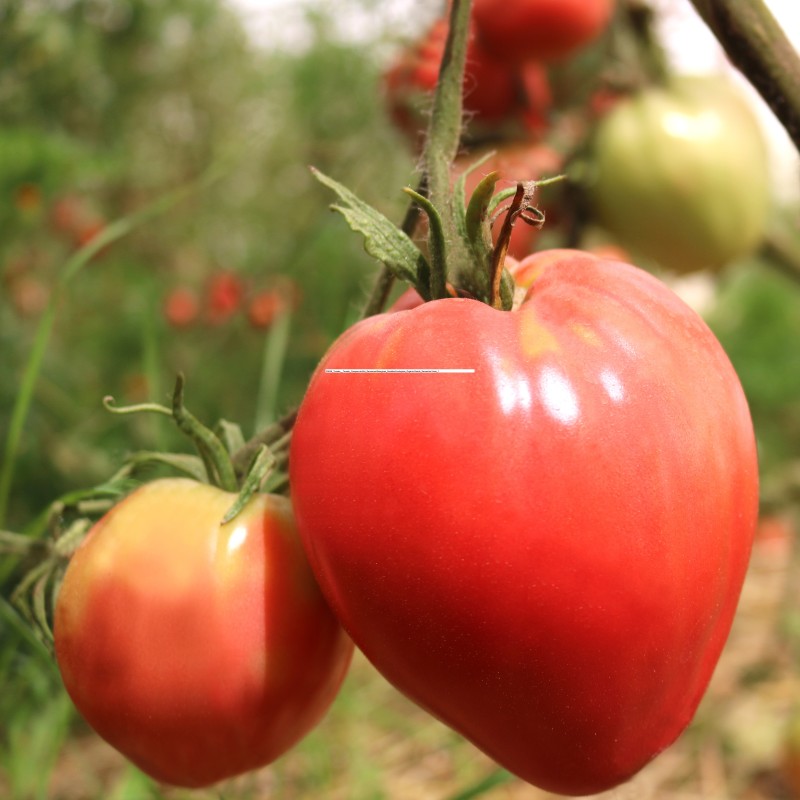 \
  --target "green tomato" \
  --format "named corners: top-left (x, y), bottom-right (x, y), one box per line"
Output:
top-left (588, 77), bottom-right (770, 274)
